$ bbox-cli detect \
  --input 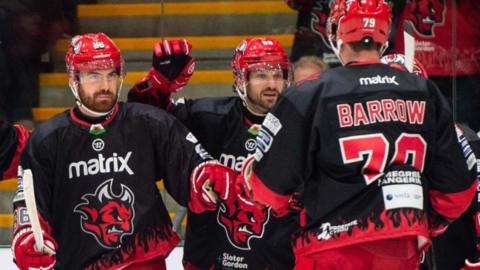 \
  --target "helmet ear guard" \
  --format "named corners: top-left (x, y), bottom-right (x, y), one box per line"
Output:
top-left (65, 33), bottom-right (125, 116)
